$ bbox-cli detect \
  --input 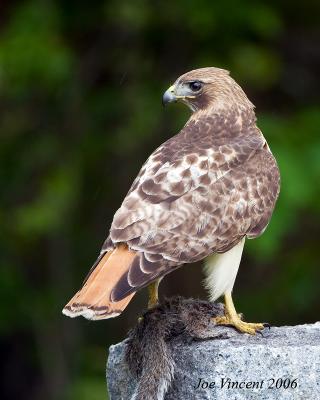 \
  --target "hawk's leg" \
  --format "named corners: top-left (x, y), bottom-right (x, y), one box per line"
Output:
top-left (147, 279), bottom-right (161, 309)
top-left (213, 292), bottom-right (265, 335)
top-left (138, 279), bottom-right (161, 323)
